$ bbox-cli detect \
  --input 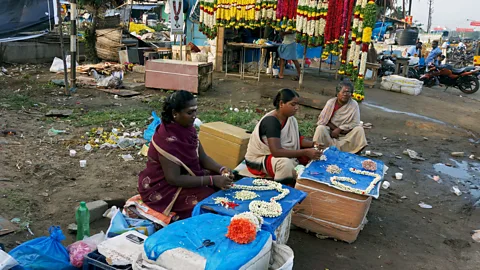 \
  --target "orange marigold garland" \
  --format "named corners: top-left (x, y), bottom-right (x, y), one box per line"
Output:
top-left (226, 218), bottom-right (257, 244)
top-left (226, 212), bottom-right (263, 244)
